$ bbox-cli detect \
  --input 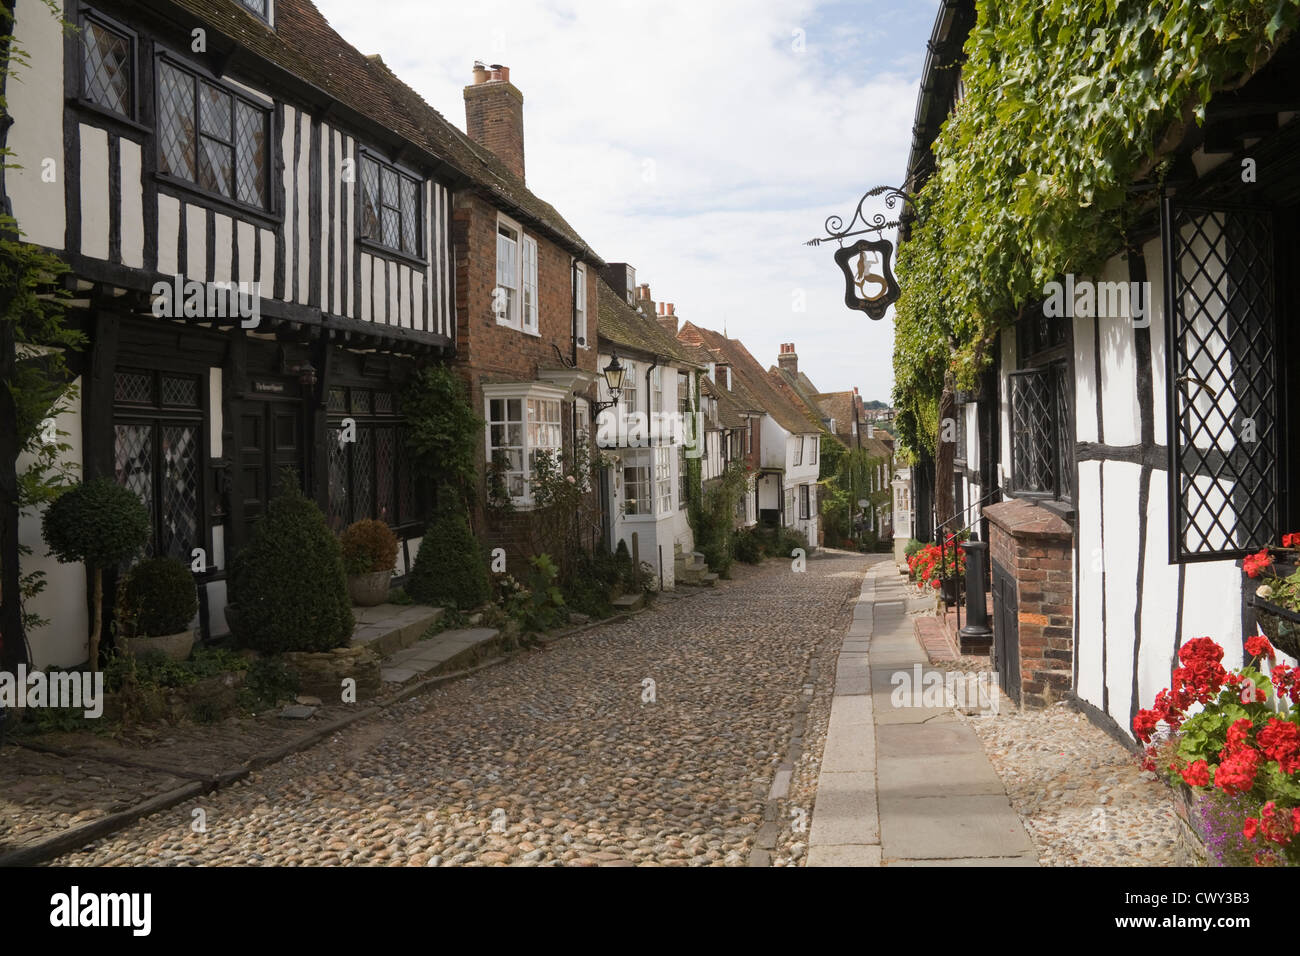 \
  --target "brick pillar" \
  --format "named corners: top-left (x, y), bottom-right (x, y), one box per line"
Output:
top-left (984, 499), bottom-right (1074, 708)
